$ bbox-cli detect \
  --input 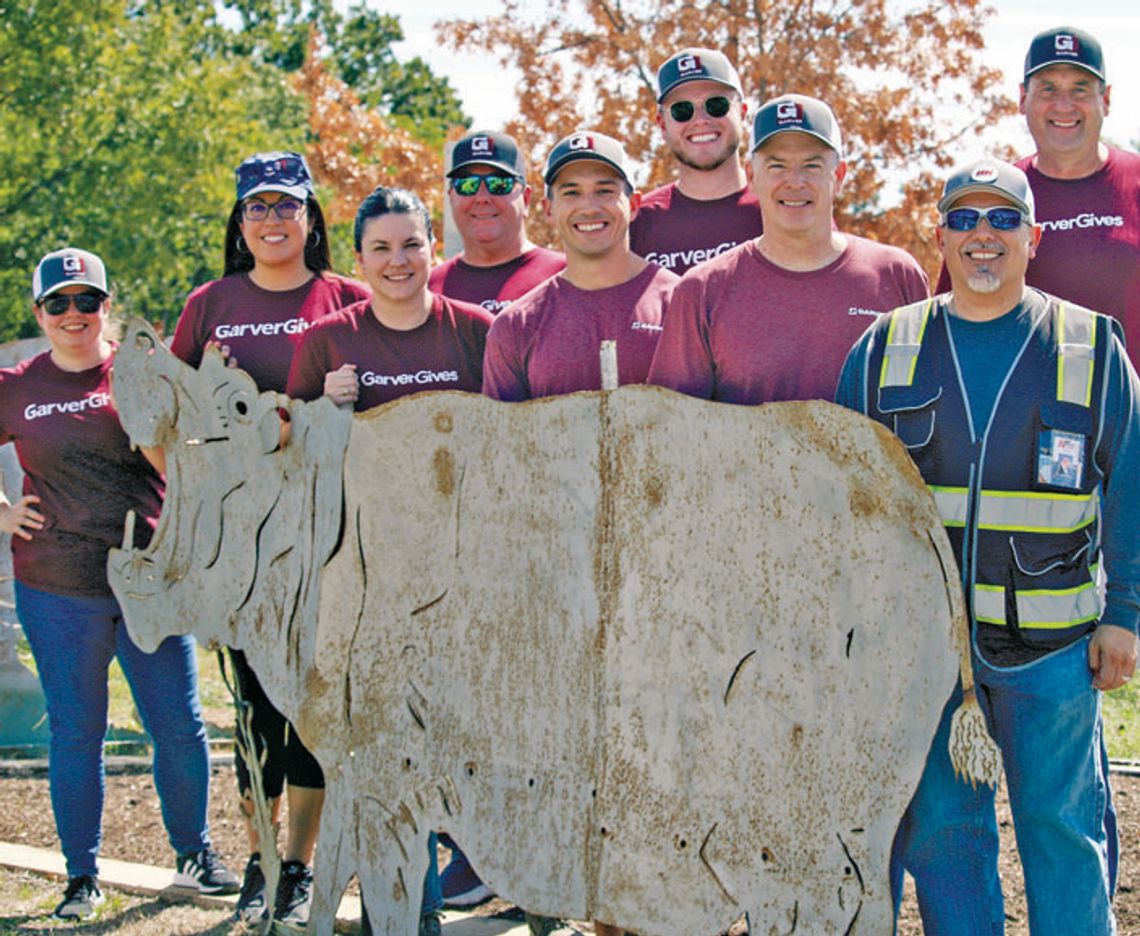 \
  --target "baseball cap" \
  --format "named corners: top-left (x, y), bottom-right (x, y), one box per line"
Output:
top-left (937, 160), bottom-right (1036, 220)
top-left (235, 151), bottom-right (314, 202)
top-left (1024, 27), bottom-right (1105, 82)
top-left (751, 94), bottom-right (843, 155)
top-left (544, 131), bottom-right (633, 187)
top-left (447, 131), bottom-right (526, 178)
top-left (656, 48), bottom-right (744, 103)
top-left (33, 248), bottom-right (108, 302)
